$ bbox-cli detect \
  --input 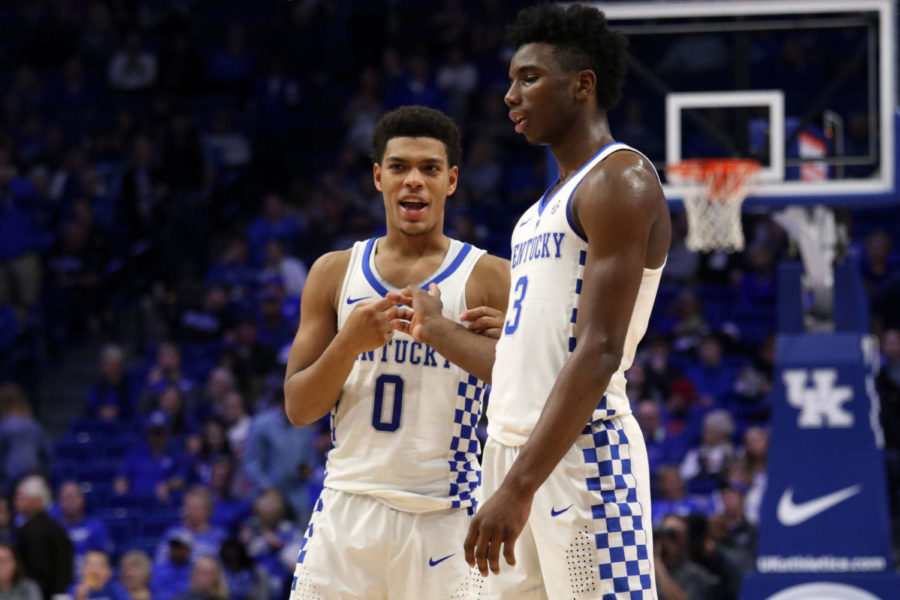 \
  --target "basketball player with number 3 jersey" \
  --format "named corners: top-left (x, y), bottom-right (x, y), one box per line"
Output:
top-left (284, 106), bottom-right (509, 600)
top-left (396, 5), bottom-right (672, 599)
